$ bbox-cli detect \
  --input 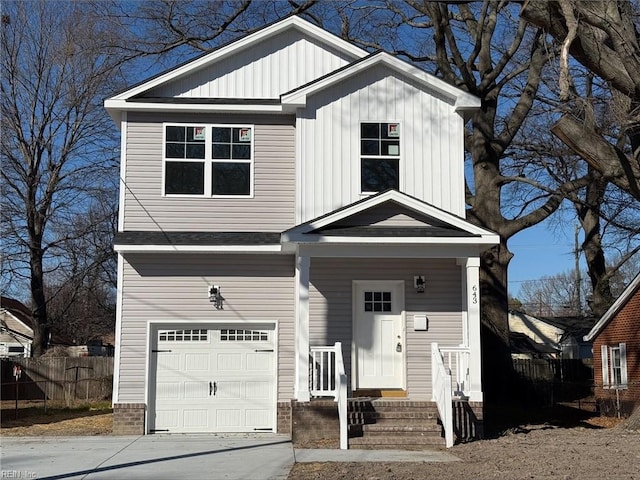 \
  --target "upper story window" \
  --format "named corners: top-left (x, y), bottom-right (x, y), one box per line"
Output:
top-left (164, 124), bottom-right (254, 197)
top-left (360, 122), bottom-right (400, 193)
